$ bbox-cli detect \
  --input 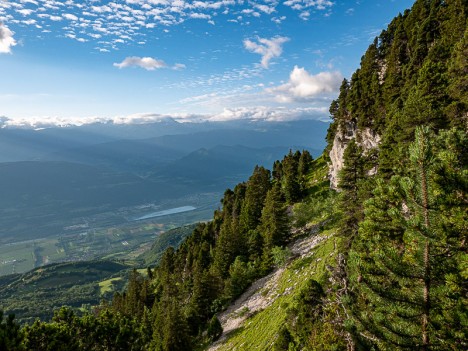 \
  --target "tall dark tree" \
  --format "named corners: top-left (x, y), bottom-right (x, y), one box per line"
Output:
top-left (337, 139), bottom-right (365, 245)
top-left (0, 311), bottom-right (23, 351)
top-left (282, 151), bottom-right (301, 204)
top-left (239, 165), bottom-right (271, 234)
top-left (260, 184), bottom-right (290, 250)
top-left (259, 184), bottom-right (290, 271)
